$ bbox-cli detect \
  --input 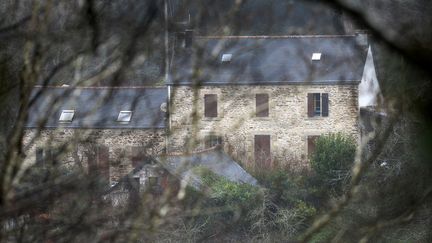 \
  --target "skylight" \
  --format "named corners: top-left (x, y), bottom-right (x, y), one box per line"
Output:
top-left (117, 111), bottom-right (132, 122)
top-left (312, 53), bottom-right (322, 61)
top-left (221, 54), bottom-right (232, 62)
top-left (59, 110), bottom-right (75, 122)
